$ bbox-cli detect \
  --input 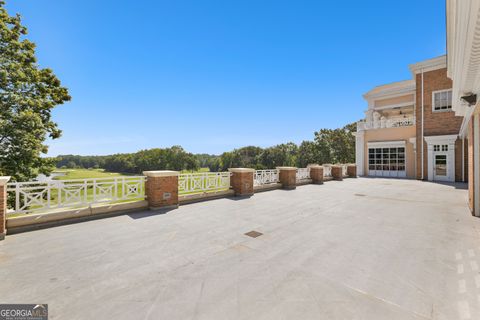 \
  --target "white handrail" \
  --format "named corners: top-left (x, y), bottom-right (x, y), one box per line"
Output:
top-left (7, 176), bottom-right (146, 215)
top-left (296, 168), bottom-right (310, 181)
top-left (254, 169), bottom-right (279, 186)
top-left (178, 172), bottom-right (230, 195)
